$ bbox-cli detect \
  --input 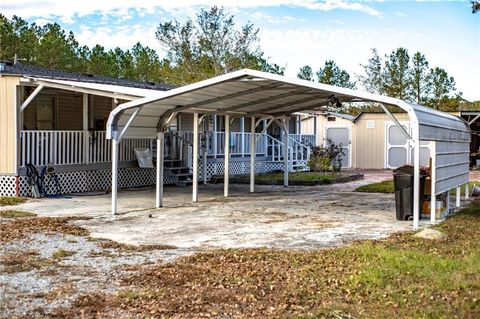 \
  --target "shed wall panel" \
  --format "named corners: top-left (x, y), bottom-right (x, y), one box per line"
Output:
top-left (354, 113), bottom-right (410, 169)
